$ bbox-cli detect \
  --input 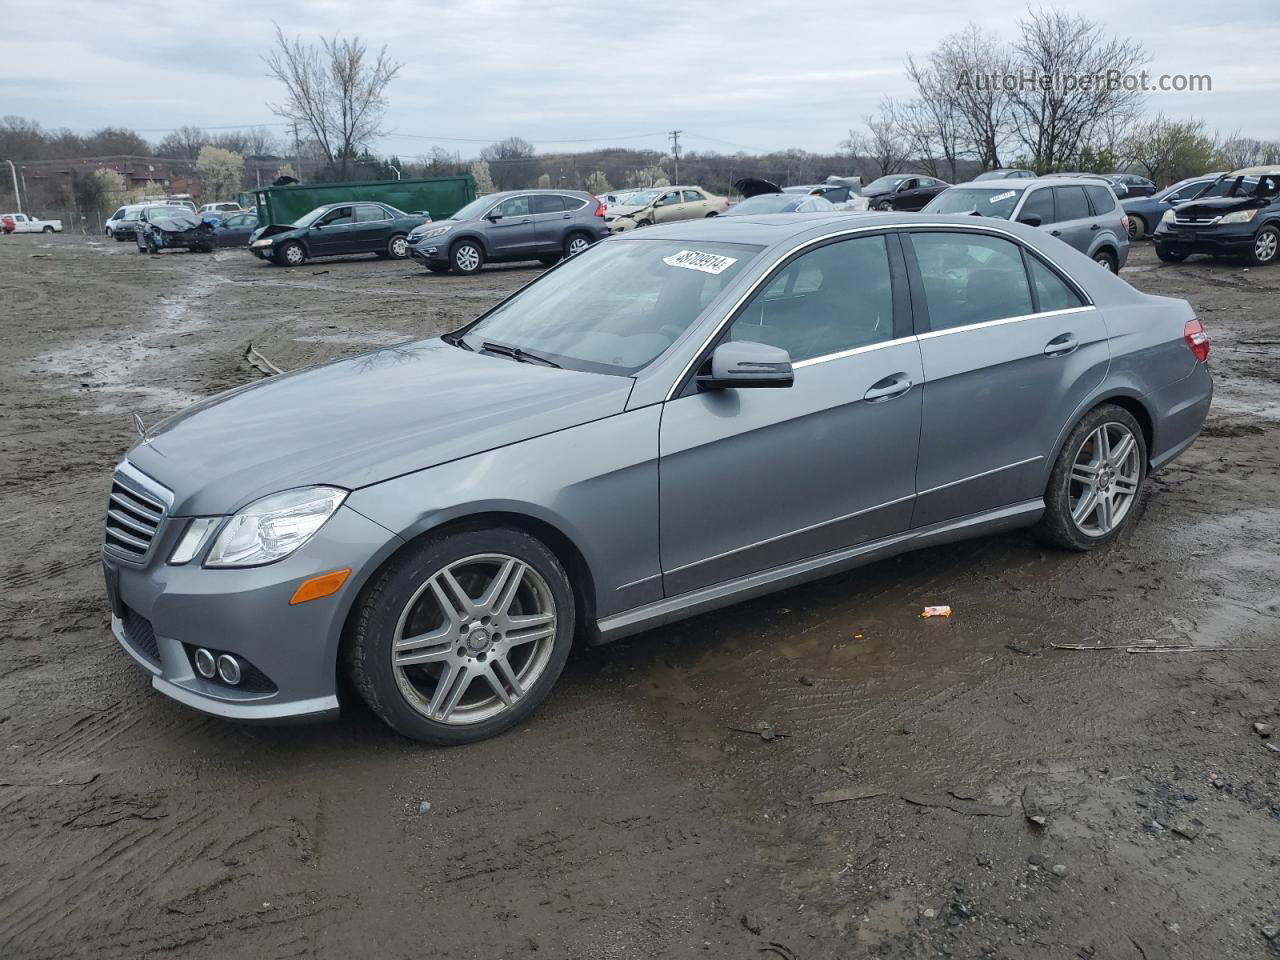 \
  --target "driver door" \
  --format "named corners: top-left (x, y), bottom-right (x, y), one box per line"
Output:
top-left (311, 206), bottom-right (355, 254)
top-left (658, 232), bottom-right (923, 596)
top-left (652, 190), bottom-right (685, 224)
top-left (487, 195), bottom-right (537, 255)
